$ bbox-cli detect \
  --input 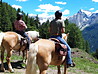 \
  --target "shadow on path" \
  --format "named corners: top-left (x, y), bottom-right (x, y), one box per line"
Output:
top-left (0, 60), bottom-right (25, 72)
